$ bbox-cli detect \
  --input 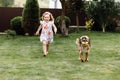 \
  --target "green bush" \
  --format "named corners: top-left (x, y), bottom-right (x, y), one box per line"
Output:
top-left (55, 16), bottom-right (71, 28)
top-left (22, 0), bottom-right (40, 36)
top-left (55, 16), bottom-right (71, 33)
top-left (4, 29), bottom-right (16, 38)
top-left (10, 16), bottom-right (25, 35)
